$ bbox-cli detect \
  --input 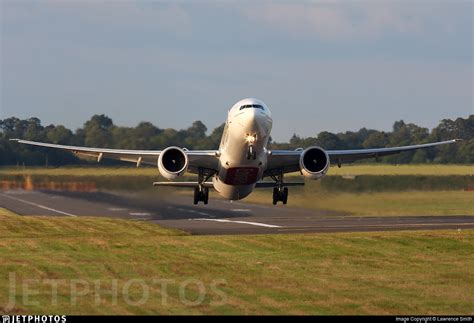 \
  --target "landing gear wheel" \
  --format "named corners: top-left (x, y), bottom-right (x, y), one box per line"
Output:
top-left (282, 187), bottom-right (288, 205)
top-left (194, 186), bottom-right (209, 205)
top-left (247, 145), bottom-right (257, 160)
top-left (272, 187), bottom-right (289, 205)
top-left (272, 187), bottom-right (278, 205)
top-left (193, 187), bottom-right (200, 205)
top-left (203, 187), bottom-right (209, 205)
